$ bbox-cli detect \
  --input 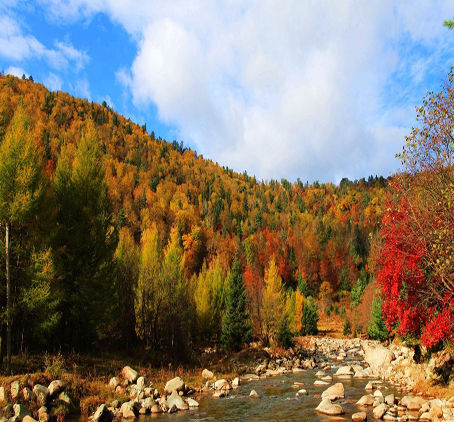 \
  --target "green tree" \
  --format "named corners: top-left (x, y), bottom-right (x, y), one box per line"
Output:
top-left (277, 313), bottom-right (294, 348)
top-left (53, 120), bottom-right (117, 350)
top-left (0, 106), bottom-right (46, 372)
top-left (221, 260), bottom-right (251, 351)
top-left (368, 295), bottom-right (388, 341)
top-left (300, 296), bottom-right (319, 335)
top-left (343, 319), bottom-right (351, 336)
